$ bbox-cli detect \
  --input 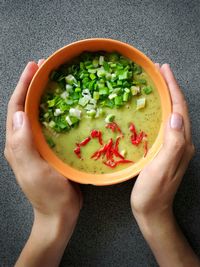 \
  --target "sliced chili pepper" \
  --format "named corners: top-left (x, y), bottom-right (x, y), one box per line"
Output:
top-left (112, 149), bottom-right (124, 159)
top-left (91, 141), bottom-right (109, 160)
top-left (129, 123), bottom-right (137, 141)
top-left (74, 146), bottom-right (81, 158)
top-left (106, 122), bottom-right (123, 136)
top-left (79, 136), bottom-right (91, 146)
top-left (91, 130), bottom-right (103, 145)
top-left (98, 131), bottom-right (103, 145)
top-left (115, 159), bottom-right (133, 165)
top-left (143, 140), bottom-right (148, 157)
top-left (91, 136), bottom-right (133, 168)
top-left (115, 136), bottom-right (121, 151)
top-left (91, 146), bottom-right (105, 160)
top-left (103, 159), bottom-right (117, 168)
top-left (131, 131), bottom-right (144, 145)
top-left (112, 137), bottom-right (124, 159)
top-left (105, 139), bottom-right (113, 160)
